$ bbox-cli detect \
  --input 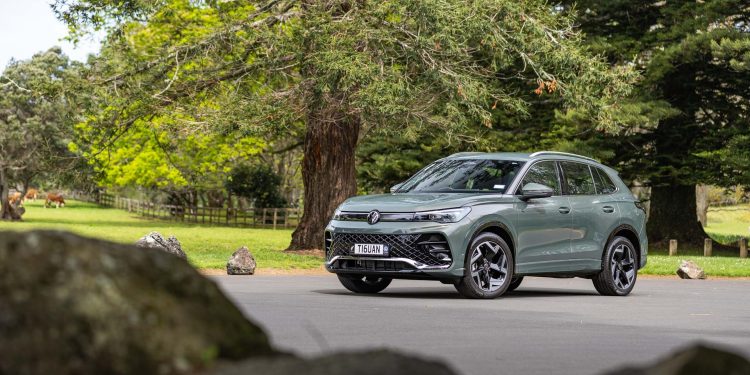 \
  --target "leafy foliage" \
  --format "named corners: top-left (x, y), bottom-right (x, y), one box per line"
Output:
top-left (56, 0), bottom-right (637, 140)
top-left (554, 0), bottom-right (750, 188)
top-left (0, 48), bottom-right (79, 218)
top-left (226, 163), bottom-right (286, 208)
